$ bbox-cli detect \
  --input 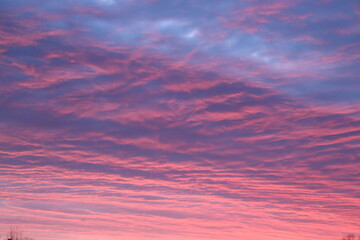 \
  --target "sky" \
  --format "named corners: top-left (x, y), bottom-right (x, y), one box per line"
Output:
top-left (0, 0), bottom-right (359, 240)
